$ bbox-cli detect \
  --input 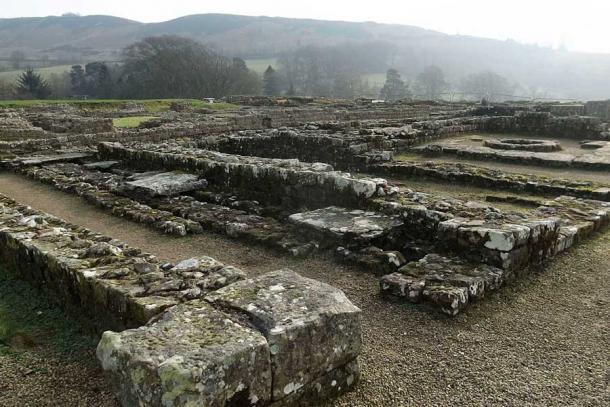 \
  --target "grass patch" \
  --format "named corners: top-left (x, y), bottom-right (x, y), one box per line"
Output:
top-left (112, 116), bottom-right (157, 128)
top-left (0, 271), bottom-right (96, 356)
top-left (0, 99), bottom-right (239, 113)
